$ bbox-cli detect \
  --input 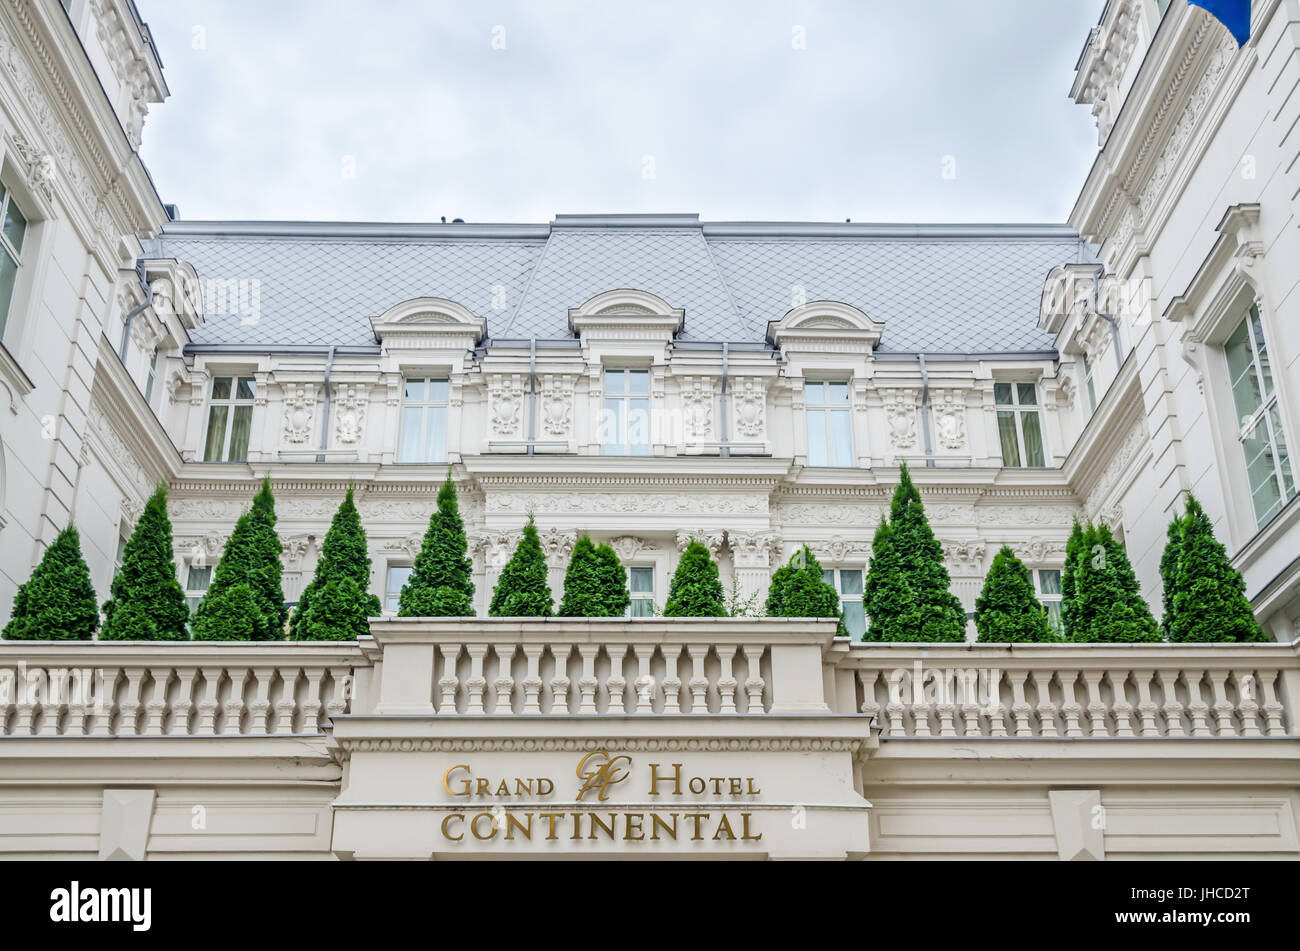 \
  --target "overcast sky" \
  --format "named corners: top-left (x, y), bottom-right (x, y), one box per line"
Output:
top-left (135, 0), bottom-right (1105, 225)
